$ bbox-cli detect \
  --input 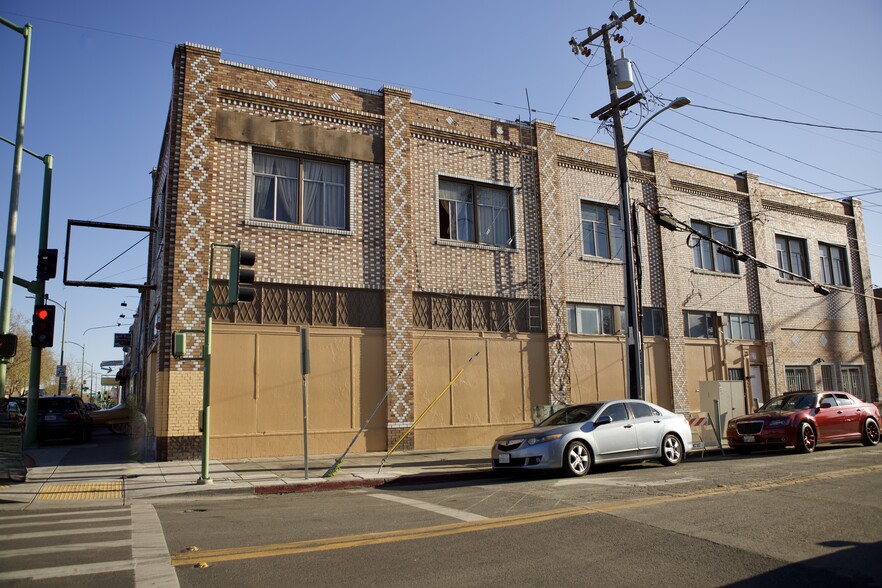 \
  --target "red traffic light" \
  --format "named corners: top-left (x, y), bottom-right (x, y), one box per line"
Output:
top-left (35, 308), bottom-right (49, 320)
